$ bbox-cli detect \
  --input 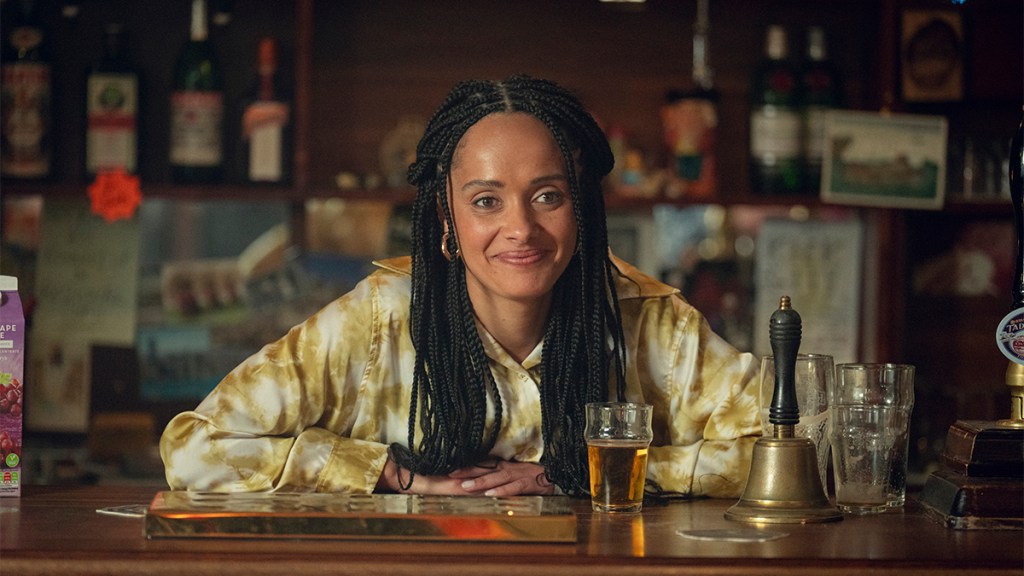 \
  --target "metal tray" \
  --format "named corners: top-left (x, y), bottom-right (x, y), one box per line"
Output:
top-left (145, 491), bottom-right (577, 542)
